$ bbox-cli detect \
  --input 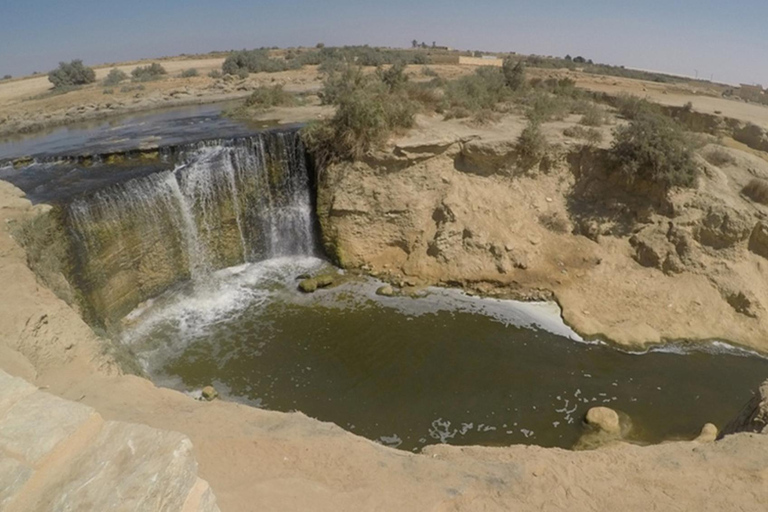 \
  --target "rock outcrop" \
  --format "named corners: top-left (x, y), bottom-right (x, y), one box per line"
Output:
top-left (316, 115), bottom-right (768, 351)
top-left (0, 370), bottom-right (218, 512)
top-left (719, 379), bottom-right (768, 438)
